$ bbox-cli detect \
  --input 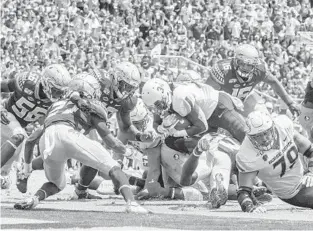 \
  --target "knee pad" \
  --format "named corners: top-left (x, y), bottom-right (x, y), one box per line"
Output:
top-left (10, 133), bottom-right (25, 147)
top-left (182, 187), bottom-right (203, 201)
